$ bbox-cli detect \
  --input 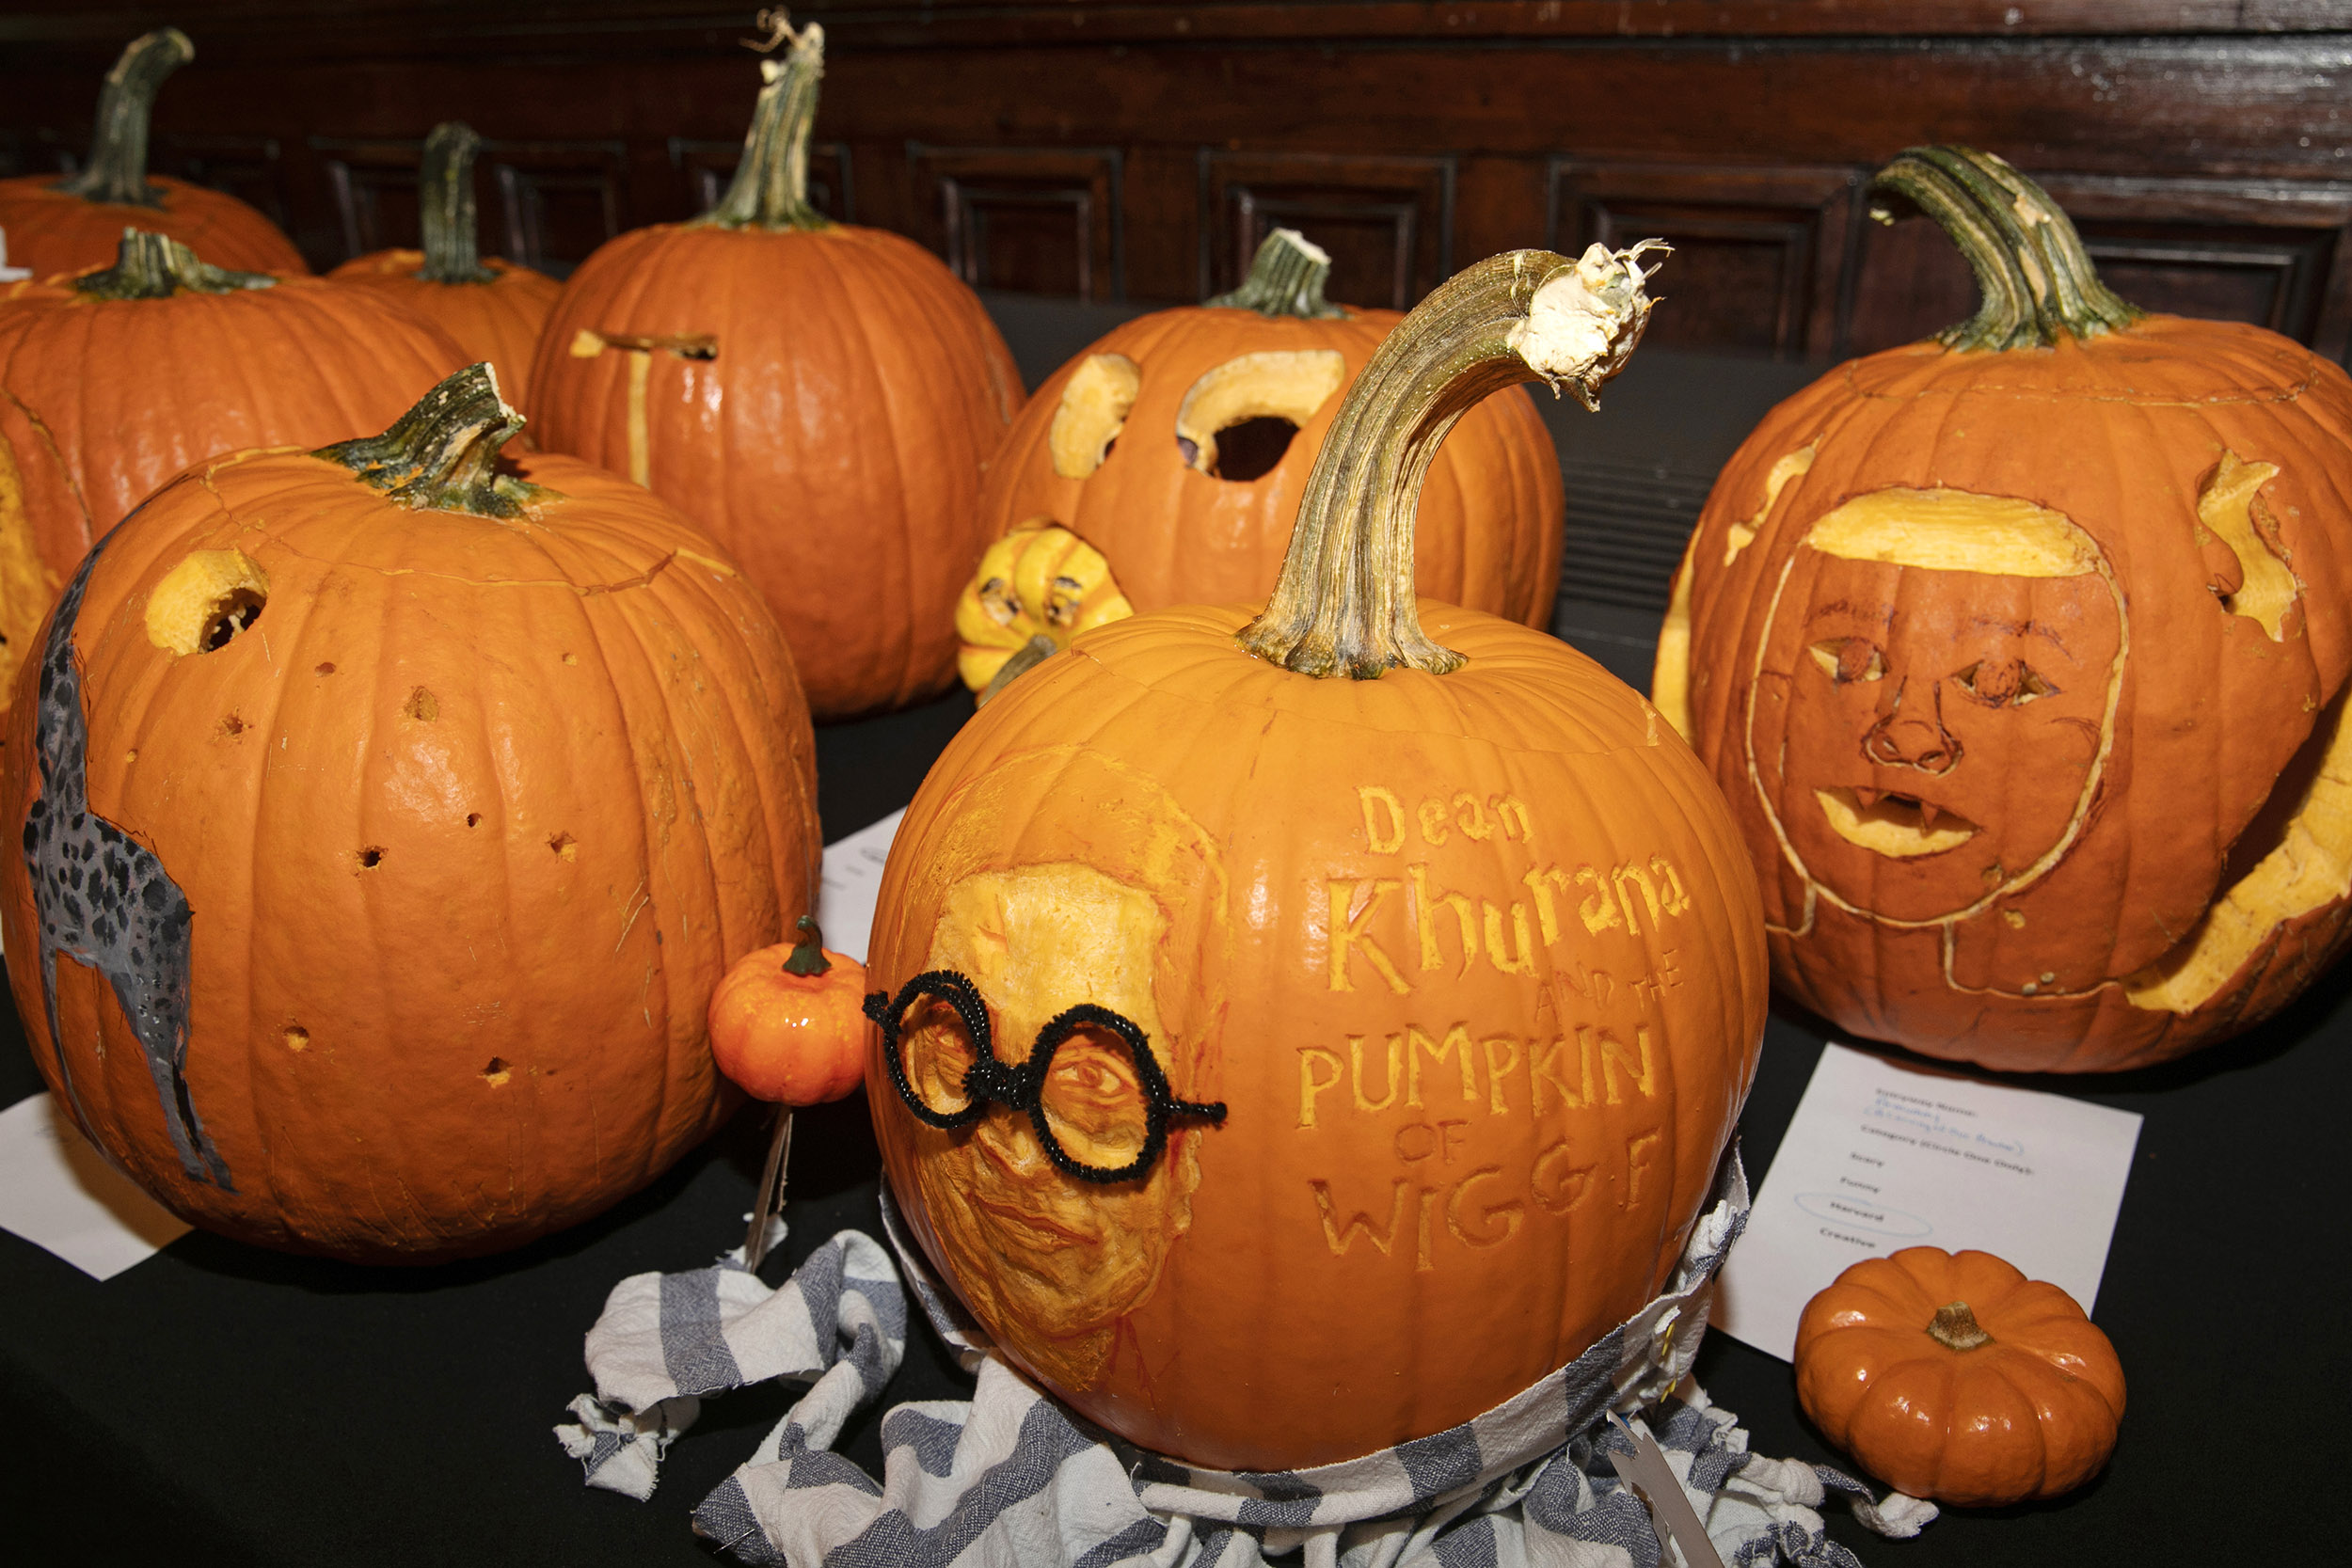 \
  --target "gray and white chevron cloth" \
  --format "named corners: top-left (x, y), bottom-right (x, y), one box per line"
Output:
top-left (557, 1155), bottom-right (1934, 1566)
